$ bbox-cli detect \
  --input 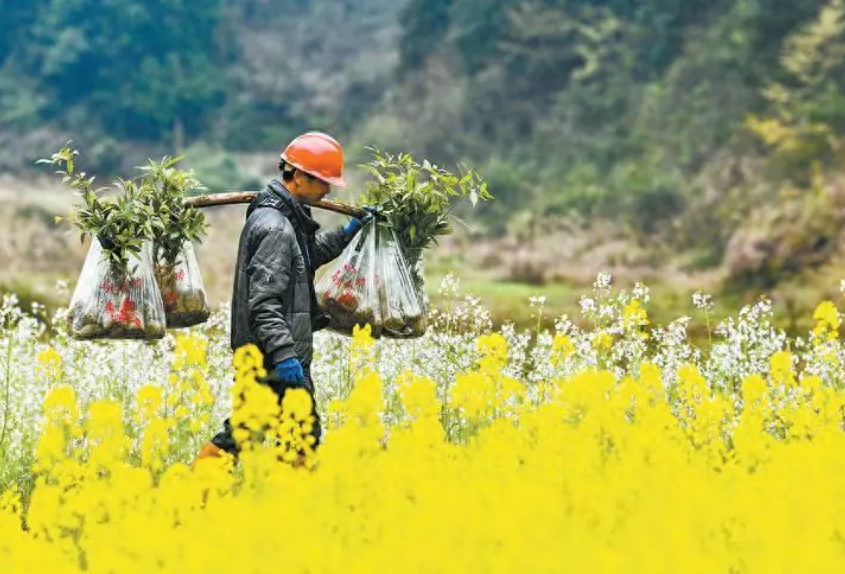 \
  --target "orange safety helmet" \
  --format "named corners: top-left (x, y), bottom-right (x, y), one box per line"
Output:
top-left (280, 131), bottom-right (347, 188)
